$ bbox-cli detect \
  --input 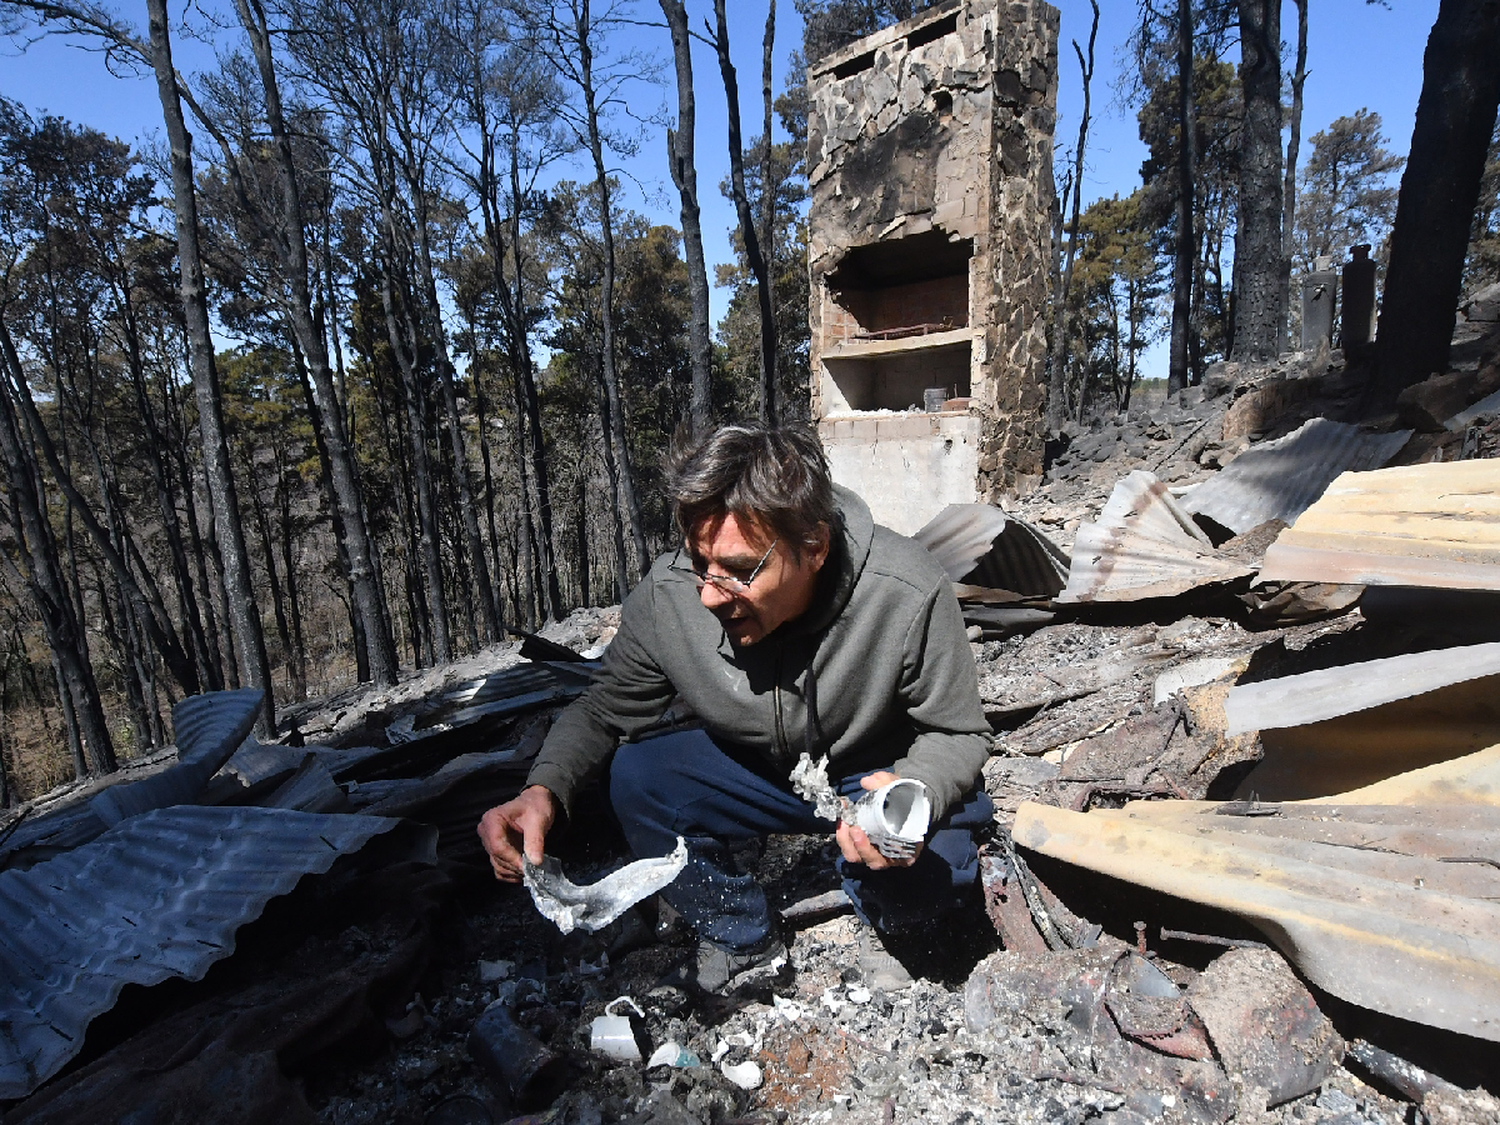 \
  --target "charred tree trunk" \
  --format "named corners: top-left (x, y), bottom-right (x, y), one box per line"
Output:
top-left (275, 448), bottom-right (308, 700)
top-left (1376, 0), bottom-right (1500, 397)
top-left (577, 0), bottom-right (649, 580)
top-left (0, 333), bottom-right (115, 775)
top-left (1280, 0), bottom-right (1308, 349)
top-left (293, 343), bottom-right (368, 684)
top-left (761, 0), bottom-right (778, 410)
top-left (660, 0), bottom-right (714, 437)
top-left (713, 0), bottom-right (778, 424)
top-left (1048, 0), bottom-right (1097, 428)
top-left (49, 652), bottom-right (85, 778)
top-left (244, 452), bottom-right (294, 701)
top-left (575, 438), bottom-right (590, 608)
top-left (146, 0), bottom-right (273, 735)
top-left (1231, 0), bottom-right (1283, 362)
top-left (663, 0), bottom-right (714, 441)
top-left (597, 379), bottom-right (631, 602)
top-left (1168, 0), bottom-right (1197, 395)
top-left (501, 134), bottom-right (564, 621)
